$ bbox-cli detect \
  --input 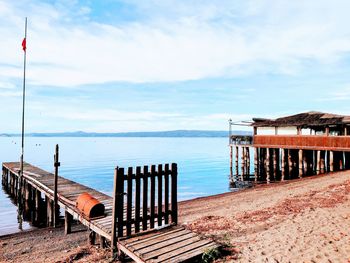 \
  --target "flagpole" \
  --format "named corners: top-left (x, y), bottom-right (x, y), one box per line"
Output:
top-left (18, 17), bottom-right (27, 227)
